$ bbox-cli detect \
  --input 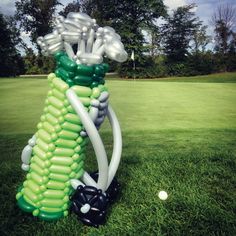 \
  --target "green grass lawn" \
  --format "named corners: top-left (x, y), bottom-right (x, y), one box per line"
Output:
top-left (0, 74), bottom-right (236, 235)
